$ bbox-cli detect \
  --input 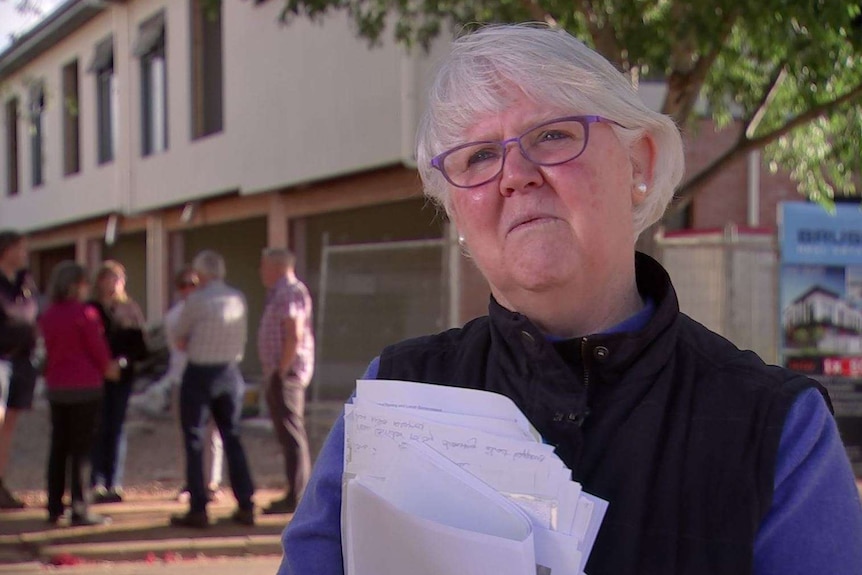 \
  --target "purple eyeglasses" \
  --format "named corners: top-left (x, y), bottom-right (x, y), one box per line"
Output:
top-left (430, 115), bottom-right (622, 189)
